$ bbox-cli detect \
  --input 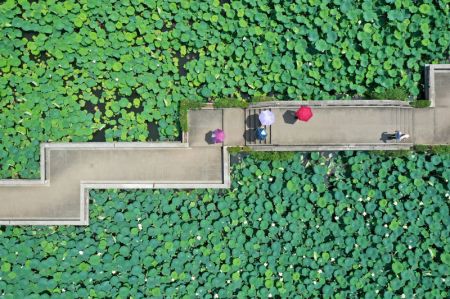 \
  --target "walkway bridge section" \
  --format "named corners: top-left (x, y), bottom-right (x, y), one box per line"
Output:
top-left (0, 64), bottom-right (449, 225)
top-left (0, 144), bottom-right (229, 225)
top-left (246, 102), bottom-right (414, 151)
